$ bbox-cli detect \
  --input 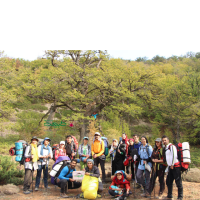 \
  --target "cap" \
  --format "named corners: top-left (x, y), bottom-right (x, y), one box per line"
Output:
top-left (60, 141), bottom-right (65, 145)
top-left (31, 136), bottom-right (39, 142)
top-left (94, 132), bottom-right (101, 136)
top-left (155, 138), bottom-right (162, 142)
top-left (115, 170), bottom-right (123, 175)
top-left (83, 137), bottom-right (89, 140)
top-left (44, 137), bottom-right (51, 142)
